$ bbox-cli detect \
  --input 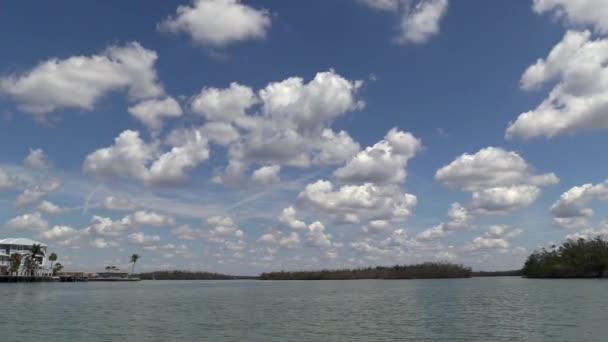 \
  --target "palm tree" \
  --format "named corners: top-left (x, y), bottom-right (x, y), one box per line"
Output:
top-left (26, 244), bottom-right (44, 277)
top-left (9, 254), bottom-right (22, 276)
top-left (48, 253), bottom-right (58, 275)
top-left (53, 263), bottom-right (63, 276)
top-left (130, 254), bottom-right (140, 275)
